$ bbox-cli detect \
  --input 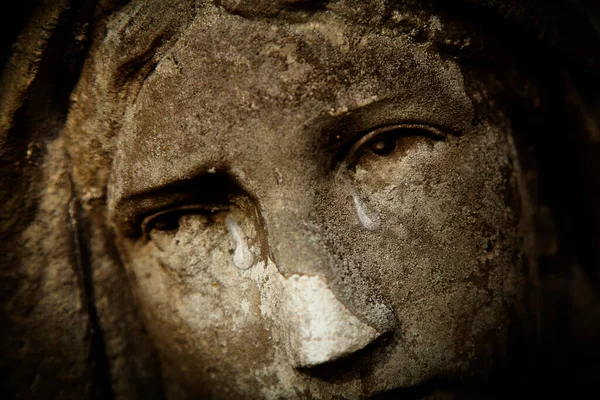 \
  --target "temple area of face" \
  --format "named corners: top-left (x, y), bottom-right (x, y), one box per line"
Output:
top-left (108, 10), bottom-right (474, 221)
